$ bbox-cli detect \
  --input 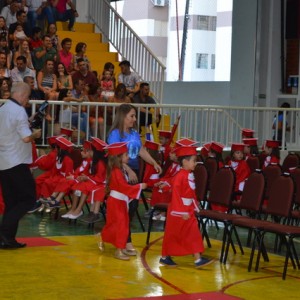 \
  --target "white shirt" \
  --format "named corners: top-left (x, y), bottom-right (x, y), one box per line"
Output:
top-left (0, 100), bottom-right (32, 170)
top-left (0, 6), bottom-right (17, 27)
top-left (11, 67), bottom-right (38, 88)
